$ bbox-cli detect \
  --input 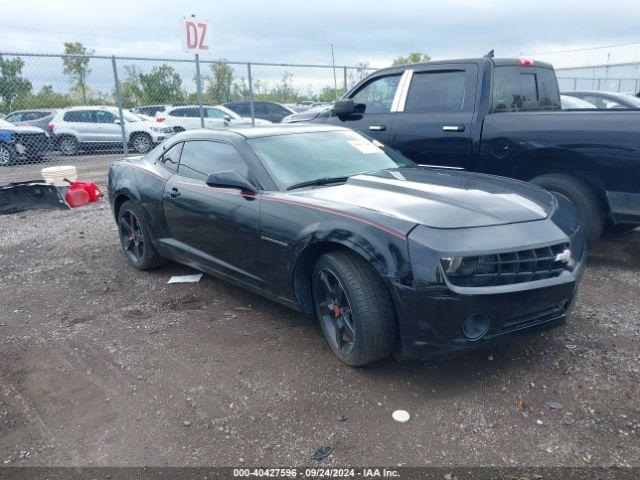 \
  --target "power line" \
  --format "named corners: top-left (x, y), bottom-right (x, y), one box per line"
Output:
top-left (519, 40), bottom-right (640, 56)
